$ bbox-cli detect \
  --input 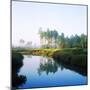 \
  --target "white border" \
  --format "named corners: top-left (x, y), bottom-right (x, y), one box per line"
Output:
top-left (0, 0), bottom-right (89, 90)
